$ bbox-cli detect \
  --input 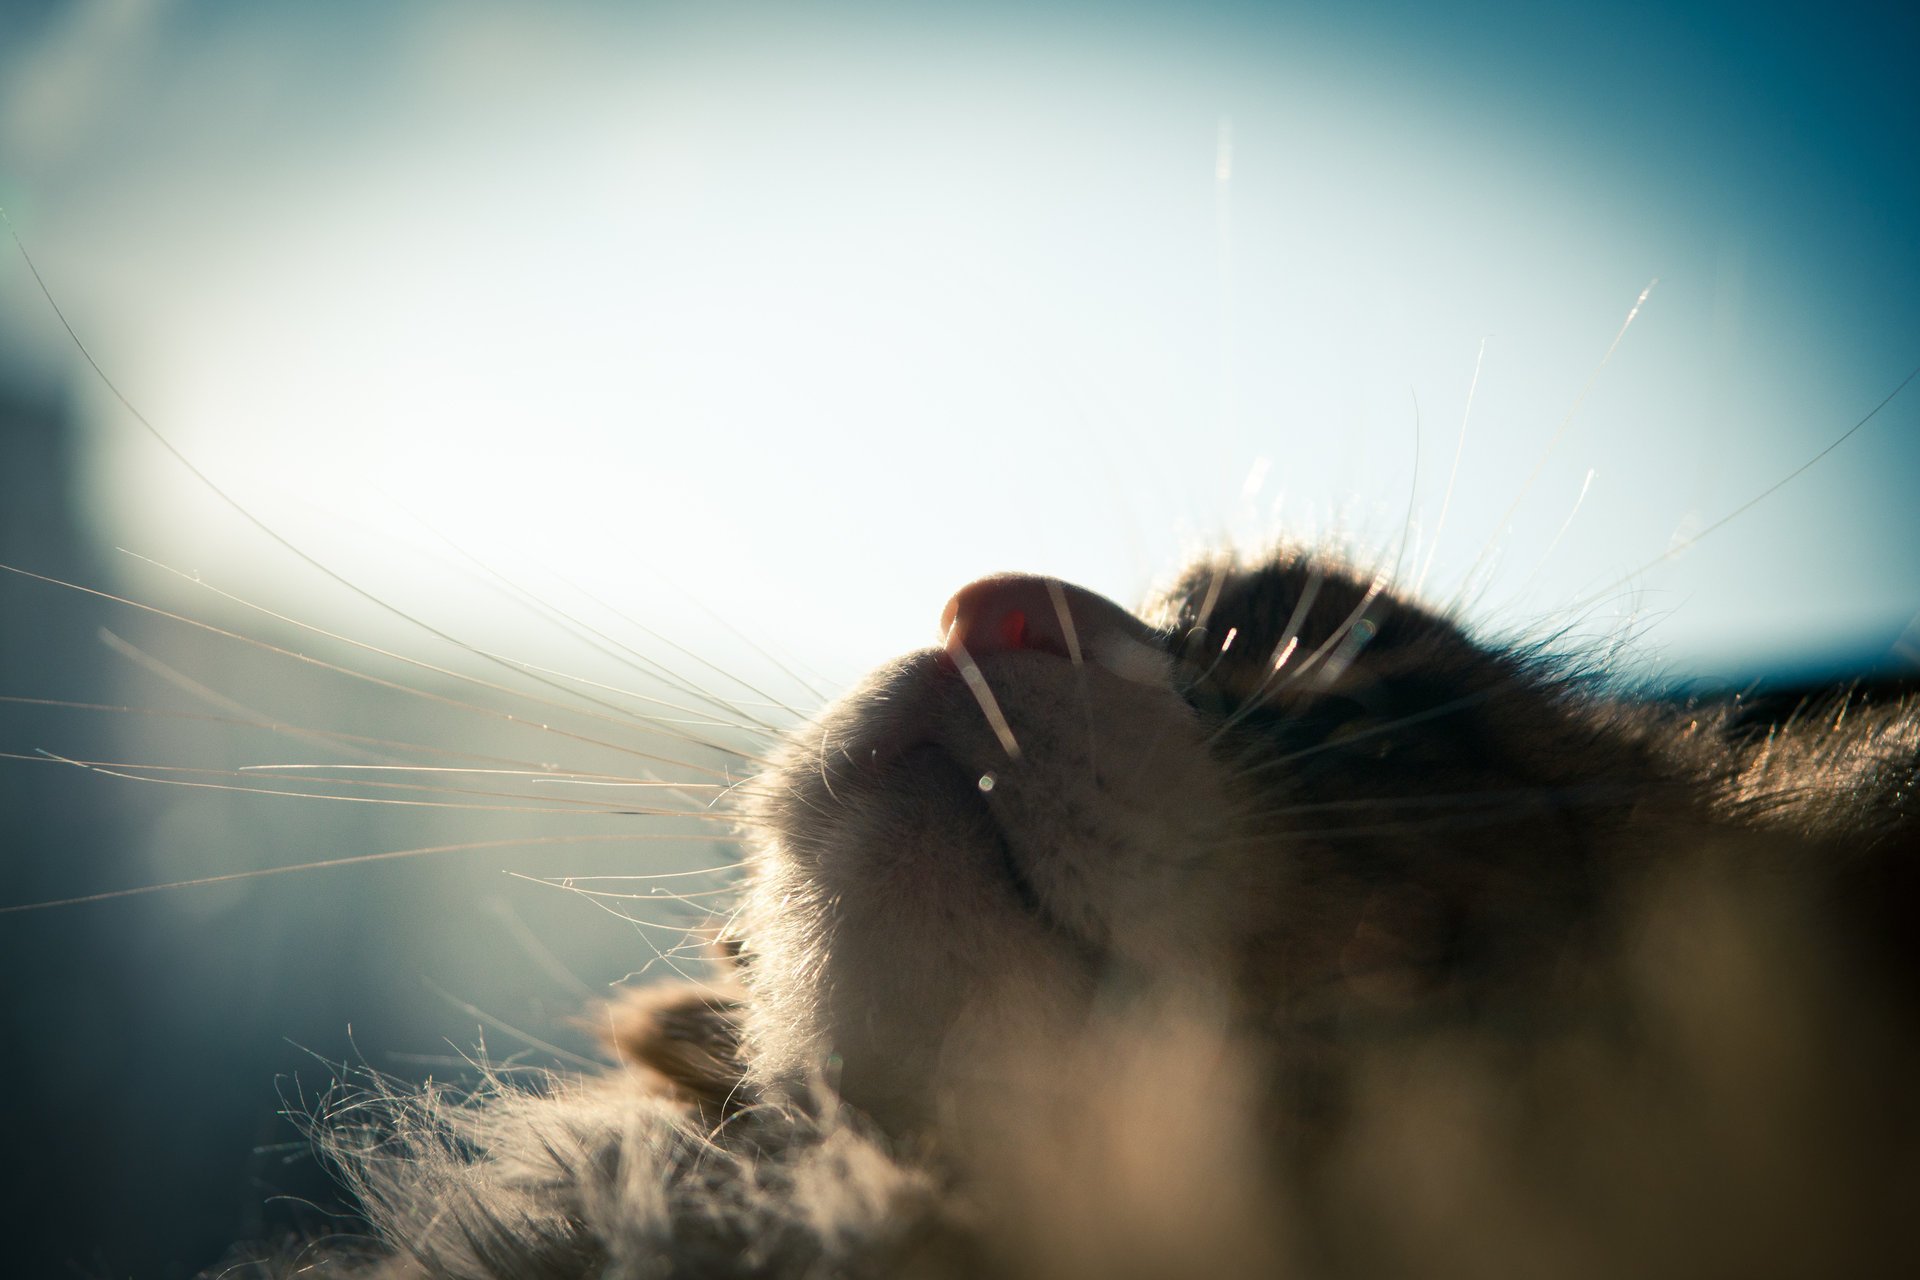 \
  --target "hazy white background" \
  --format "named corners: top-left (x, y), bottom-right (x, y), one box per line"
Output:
top-left (3, 0), bottom-right (1915, 685)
